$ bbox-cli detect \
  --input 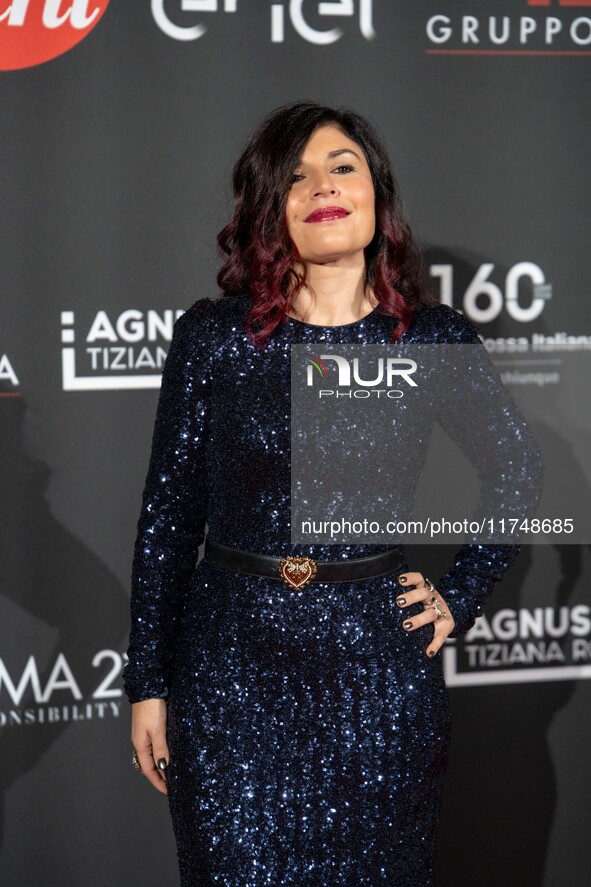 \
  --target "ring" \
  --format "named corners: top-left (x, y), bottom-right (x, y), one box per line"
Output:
top-left (424, 578), bottom-right (434, 592)
top-left (431, 597), bottom-right (448, 620)
top-left (132, 751), bottom-right (142, 773)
